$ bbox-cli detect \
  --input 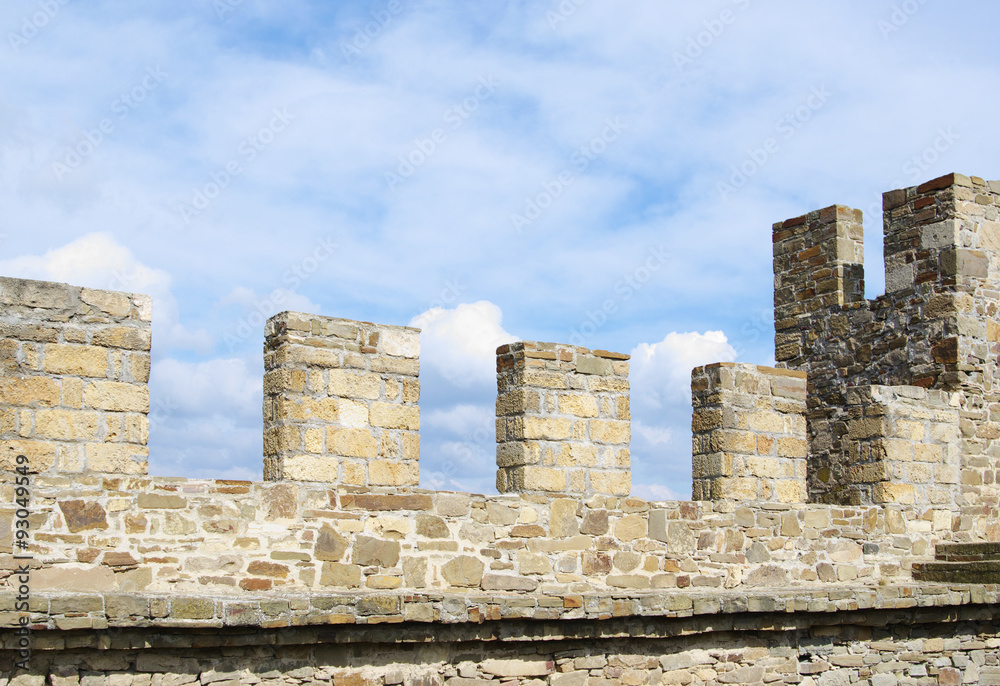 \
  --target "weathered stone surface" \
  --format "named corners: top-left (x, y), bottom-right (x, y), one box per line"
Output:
top-left (315, 525), bottom-right (348, 562)
top-left (442, 556), bottom-right (484, 587)
top-left (58, 499), bottom-right (108, 533)
top-left (352, 535), bottom-right (400, 567)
